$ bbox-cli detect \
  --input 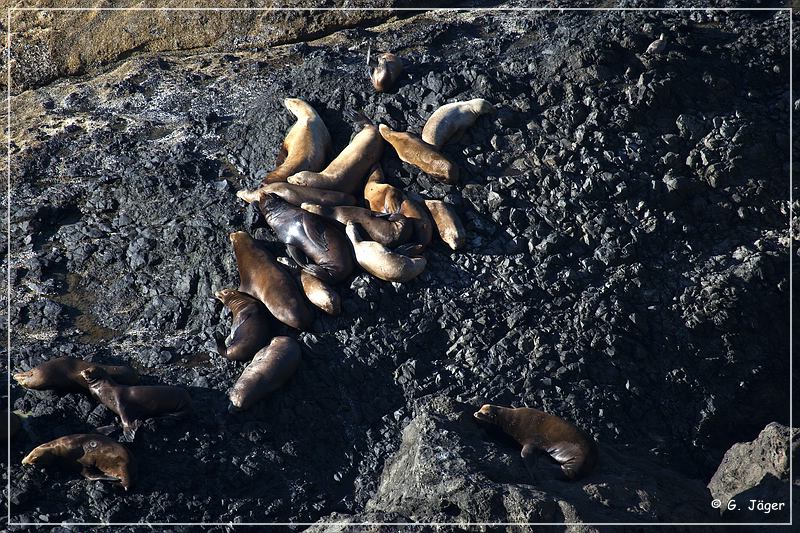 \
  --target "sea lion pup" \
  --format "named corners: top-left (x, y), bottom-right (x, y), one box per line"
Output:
top-left (345, 222), bottom-right (427, 282)
top-left (474, 404), bottom-right (598, 481)
top-left (258, 193), bottom-right (354, 284)
top-left (363, 164), bottom-right (404, 214)
top-left (286, 110), bottom-right (383, 194)
top-left (369, 50), bottom-right (404, 92)
top-left (229, 336), bottom-right (301, 411)
top-left (22, 434), bottom-right (135, 490)
top-left (82, 367), bottom-right (192, 436)
top-left (301, 203), bottom-right (412, 248)
top-left (230, 231), bottom-right (314, 330)
top-left (276, 257), bottom-right (342, 316)
top-left (214, 288), bottom-right (272, 361)
top-left (421, 99), bottom-right (494, 148)
top-left (378, 124), bottom-right (459, 185)
top-left (13, 356), bottom-right (139, 394)
top-left (262, 98), bottom-right (331, 185)
top-left (423, 199), bottom-right (466, 251)
top-left (237, 183), bottom-right (356, 207)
